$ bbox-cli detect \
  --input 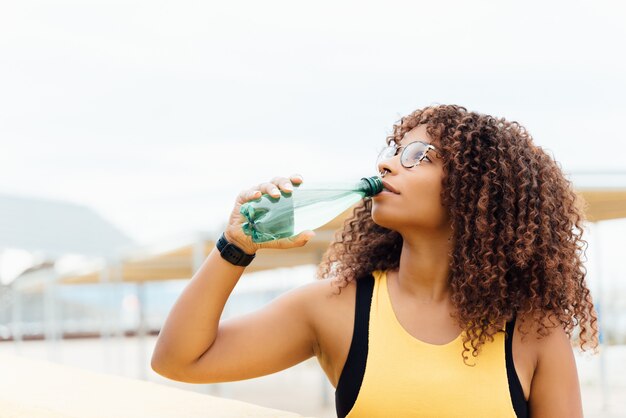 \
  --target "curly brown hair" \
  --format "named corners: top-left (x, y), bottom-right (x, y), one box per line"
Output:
top-left (316, 104), bottom-right (599, 364)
